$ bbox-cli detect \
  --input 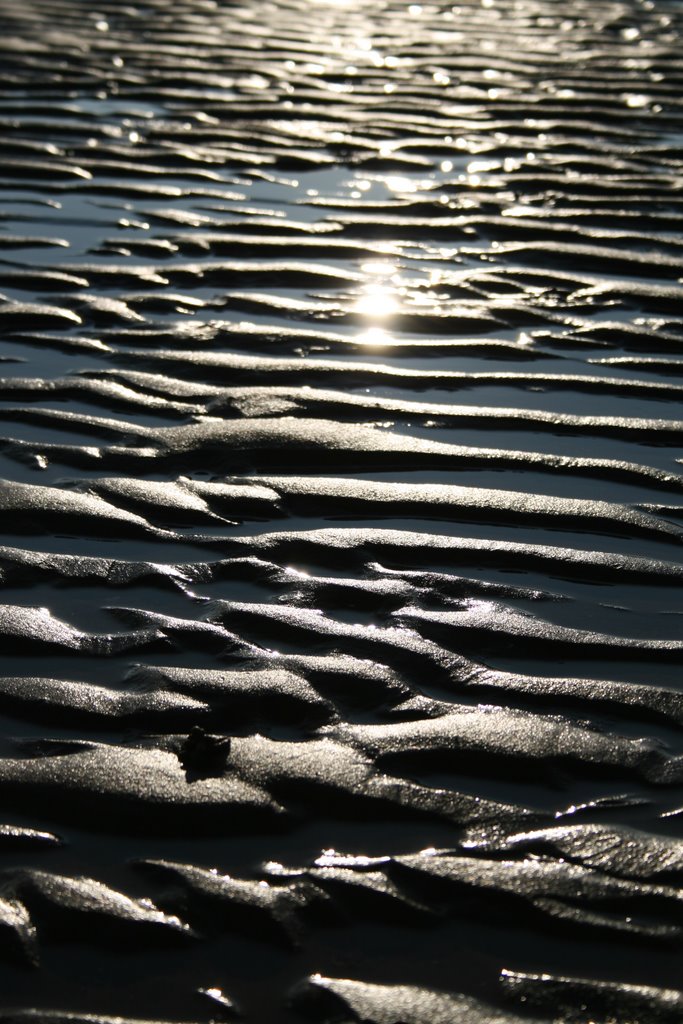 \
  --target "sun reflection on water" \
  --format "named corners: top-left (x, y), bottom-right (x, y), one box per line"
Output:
top-left (353, 255), bottom-right (401, 323)
top-left (354, 282), bottom-right (399, 319)
top-left (355, 326), bottom-right (390, 347)
top-left (360, 260), bottom-right (397, 276)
